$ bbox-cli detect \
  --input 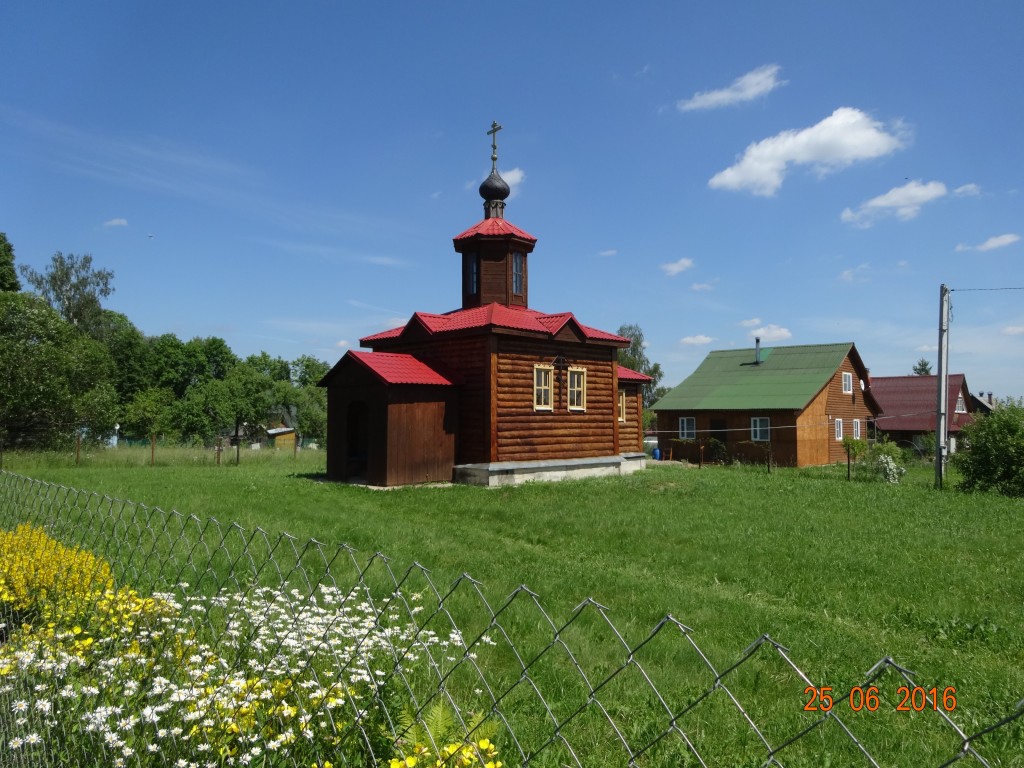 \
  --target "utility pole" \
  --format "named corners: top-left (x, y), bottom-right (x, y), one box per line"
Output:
top-left (935, 284), bottom-right (950, 488)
